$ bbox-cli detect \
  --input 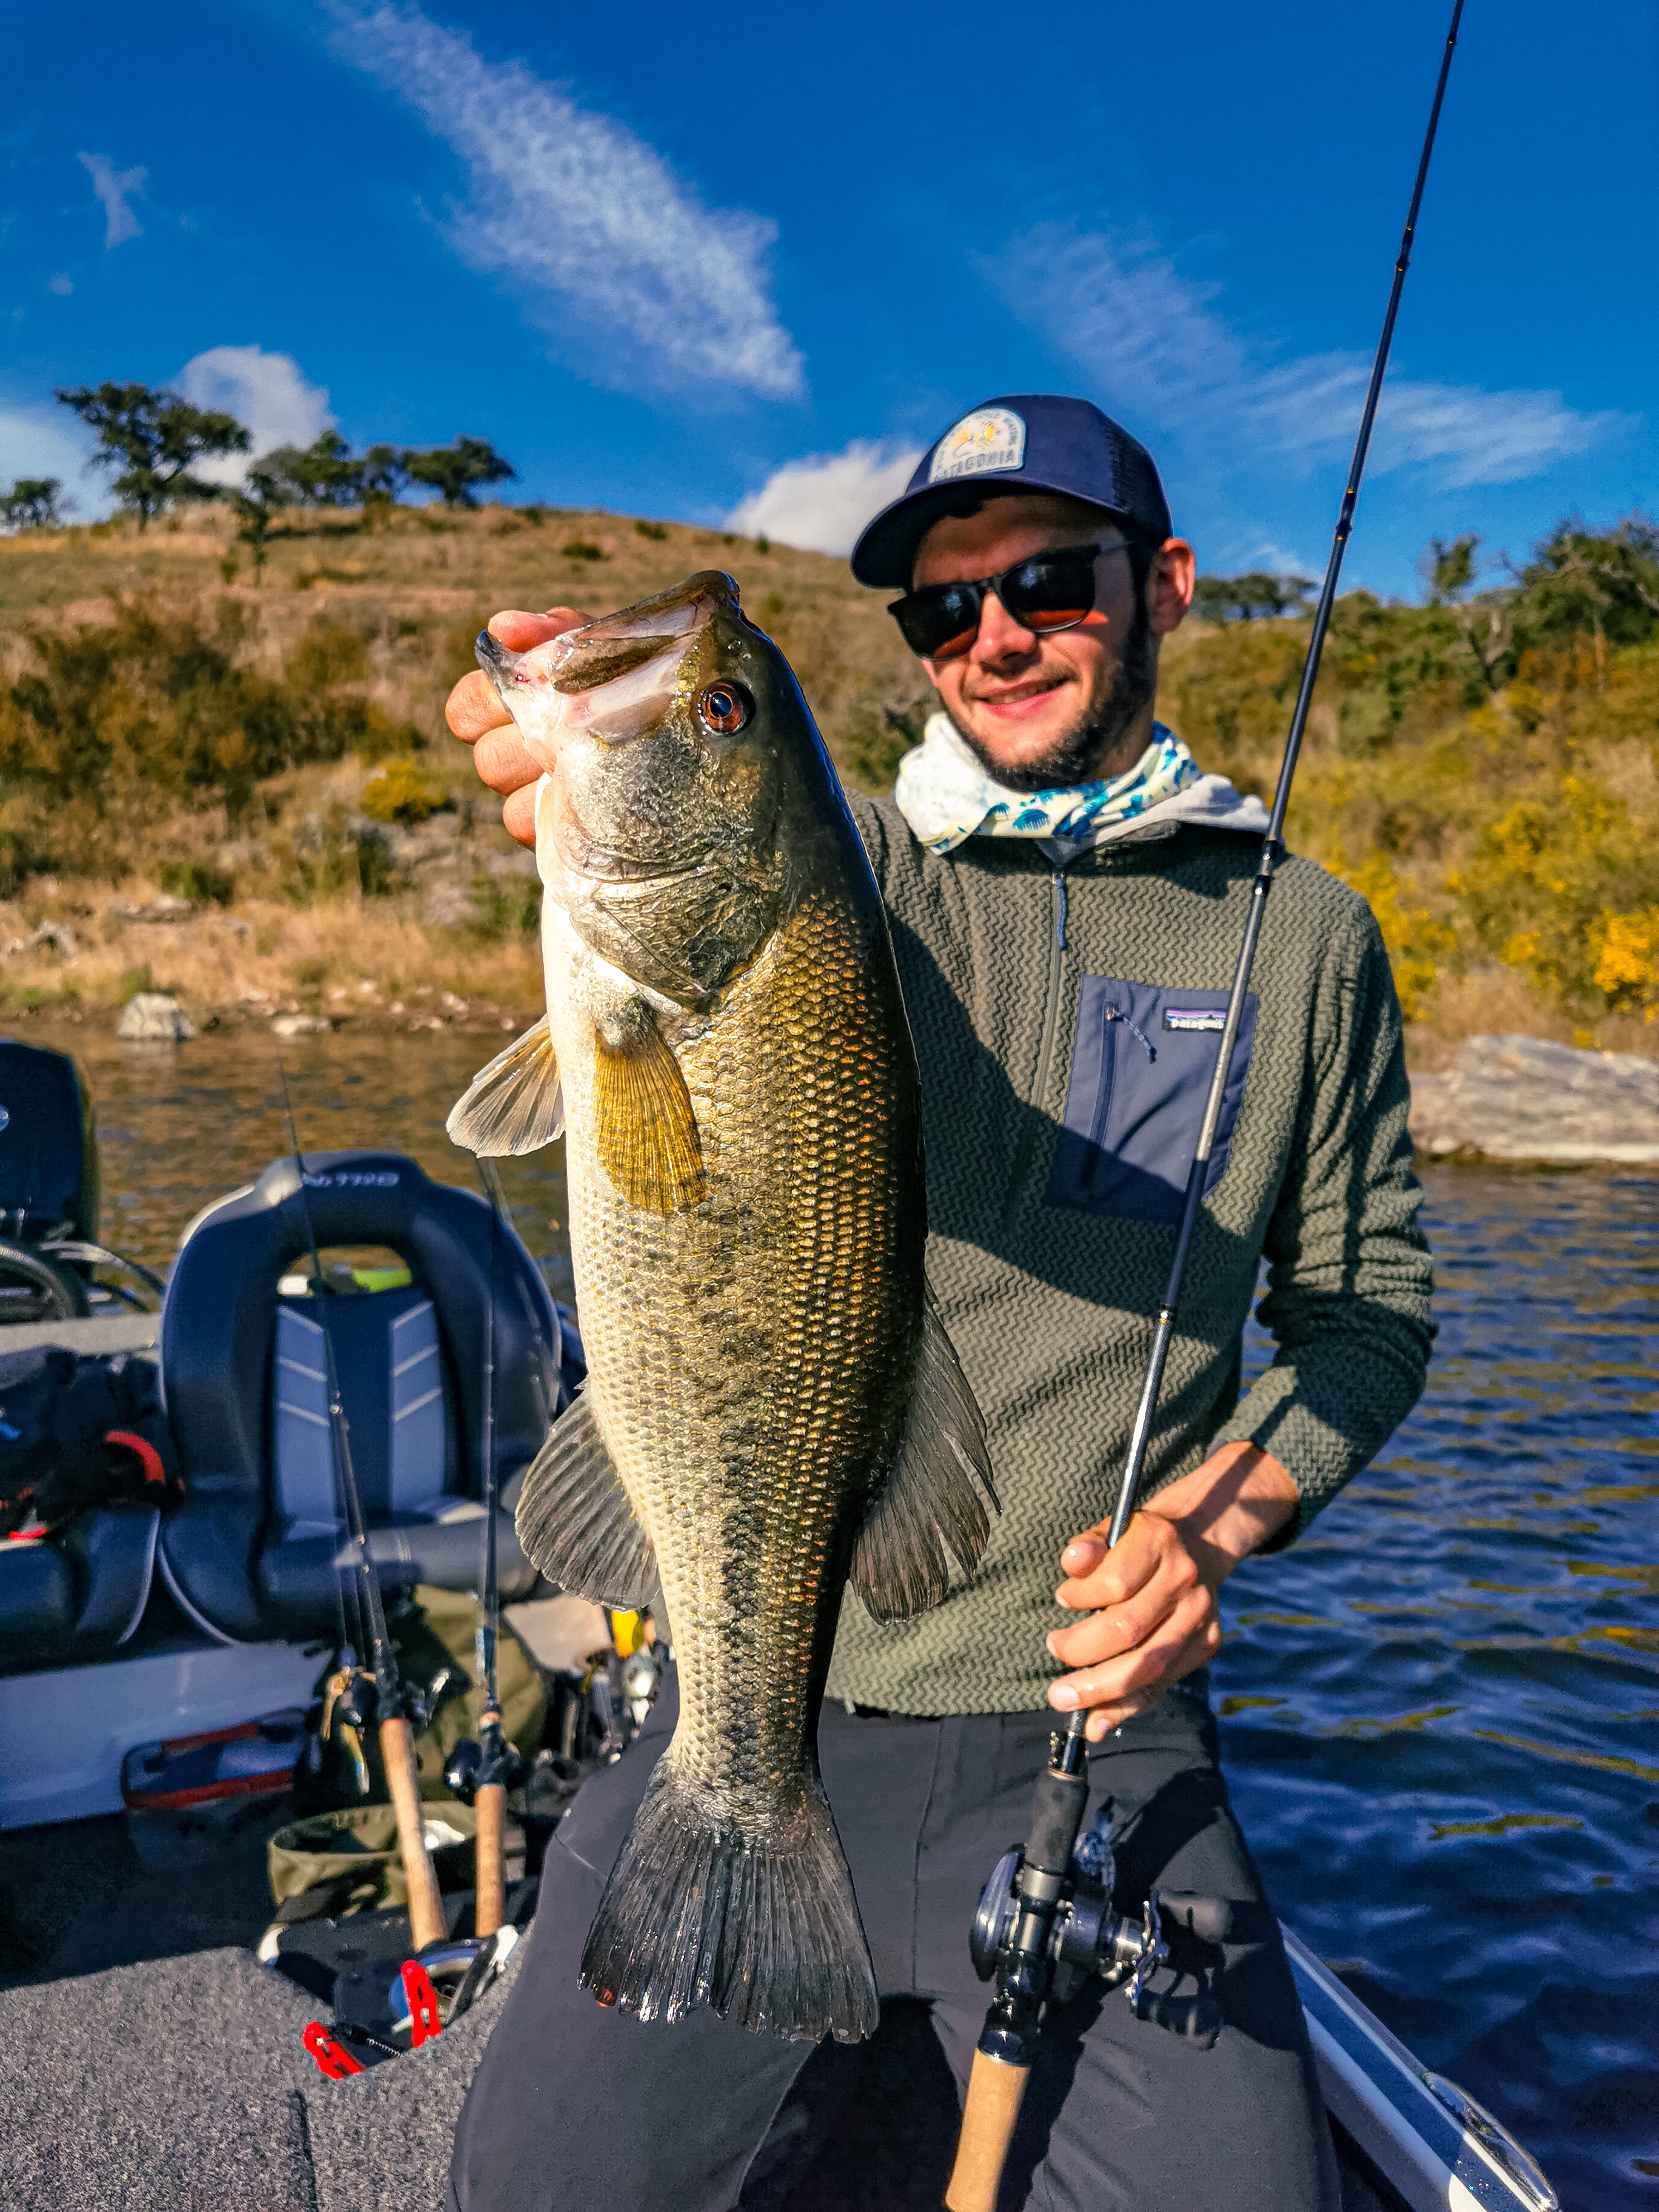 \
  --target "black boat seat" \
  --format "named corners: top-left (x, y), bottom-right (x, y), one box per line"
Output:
top-left (159, 1150), bottom-right (567, 1643)
top-left (0, 1506), bottom-right (160, 1666)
